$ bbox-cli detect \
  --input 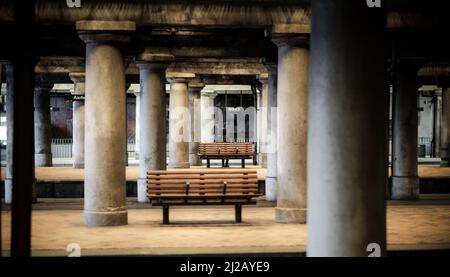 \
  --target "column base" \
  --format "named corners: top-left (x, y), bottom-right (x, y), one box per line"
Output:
top-left (258, 153), bottom-right (267, 168)
top-left (73, 162), bottom-right (85, 169)
top-left (137, 178), bottom-right (150, 203)
top-left (265, 177), bottom-right (277, 202)
top-left (4, 178), bottom-right (13, 204)
top-left (275, 207), bottom-right (307, 224)
top-left (168, 162), bottom-right (191, 169)
top-left (35, 153), bottom-right (53, 167)
top-left (84, 210), bottom-right (128, 227)
top-left (391, 176), bottom-right (420, 200)
top-left (189, 154), bottom-right (202, 166)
